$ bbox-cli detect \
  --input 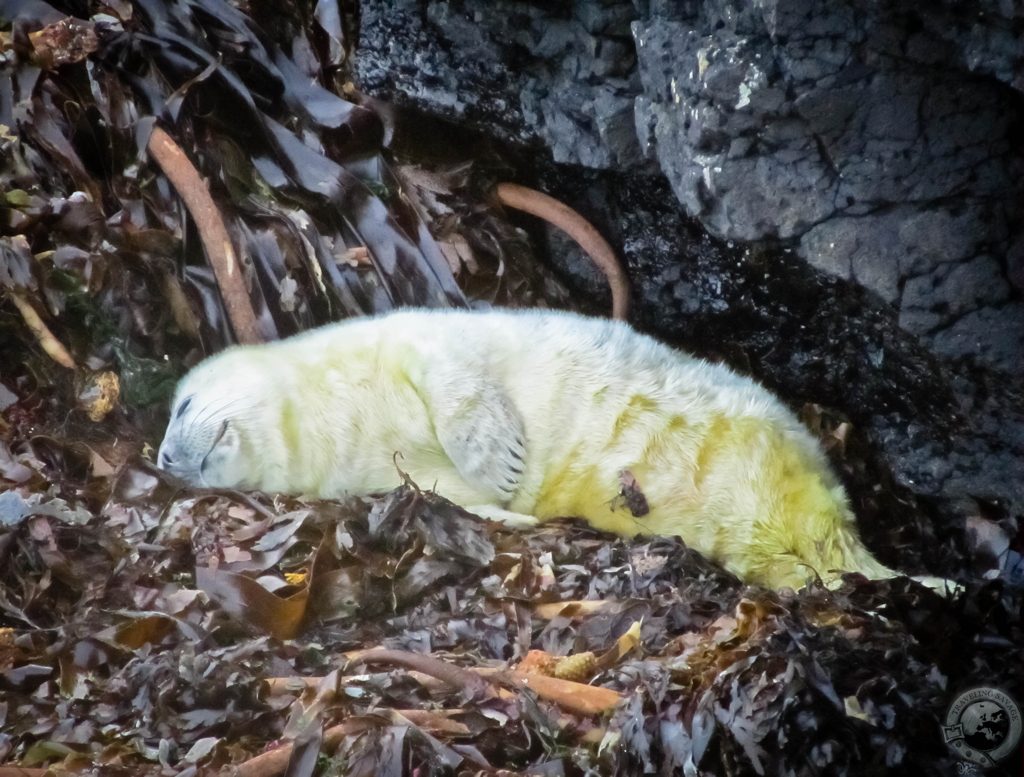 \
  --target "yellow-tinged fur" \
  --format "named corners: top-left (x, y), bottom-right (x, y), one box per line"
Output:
top-left (157, 308), bottom-right (950, 591)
